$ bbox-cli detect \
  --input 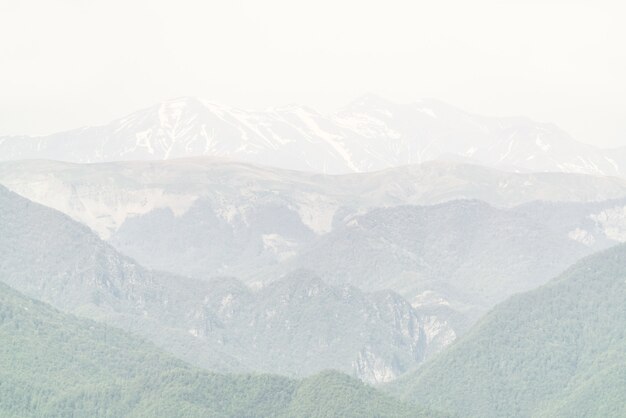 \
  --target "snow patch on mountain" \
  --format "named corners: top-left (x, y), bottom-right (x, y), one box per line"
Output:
top-left (535, 135), bottom-right (551, 152)
top-left (415, 106), bottom-right (437, 118)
